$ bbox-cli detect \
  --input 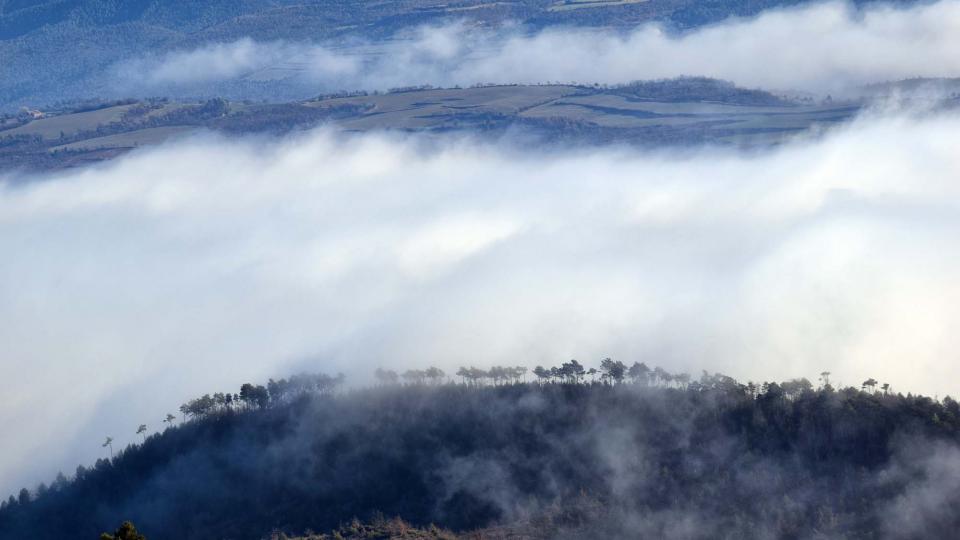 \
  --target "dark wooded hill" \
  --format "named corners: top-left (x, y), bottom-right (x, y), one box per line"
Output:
top-left (1, 363), bottom-right (958, 539)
